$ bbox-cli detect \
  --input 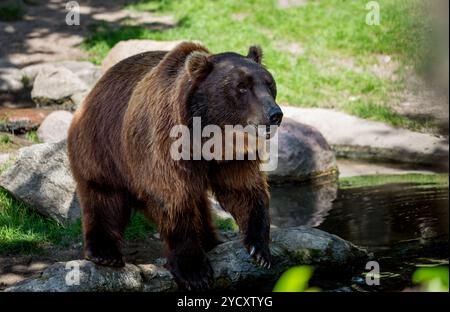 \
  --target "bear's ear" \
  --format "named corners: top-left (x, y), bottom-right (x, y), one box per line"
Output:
top-left (185, 51), bottom-right (213, 80)
top-left (247, 45), bottom-right (263, 64)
